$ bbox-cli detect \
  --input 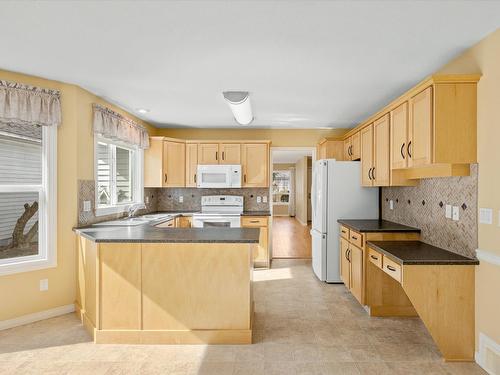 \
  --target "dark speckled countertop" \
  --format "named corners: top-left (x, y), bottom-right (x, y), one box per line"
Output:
top-left (337, 219), bottom-right (420, 233)
top-left (242, 211), bottom-right (271, 216)
top-left (367, 241), bottom-right (479, 265)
